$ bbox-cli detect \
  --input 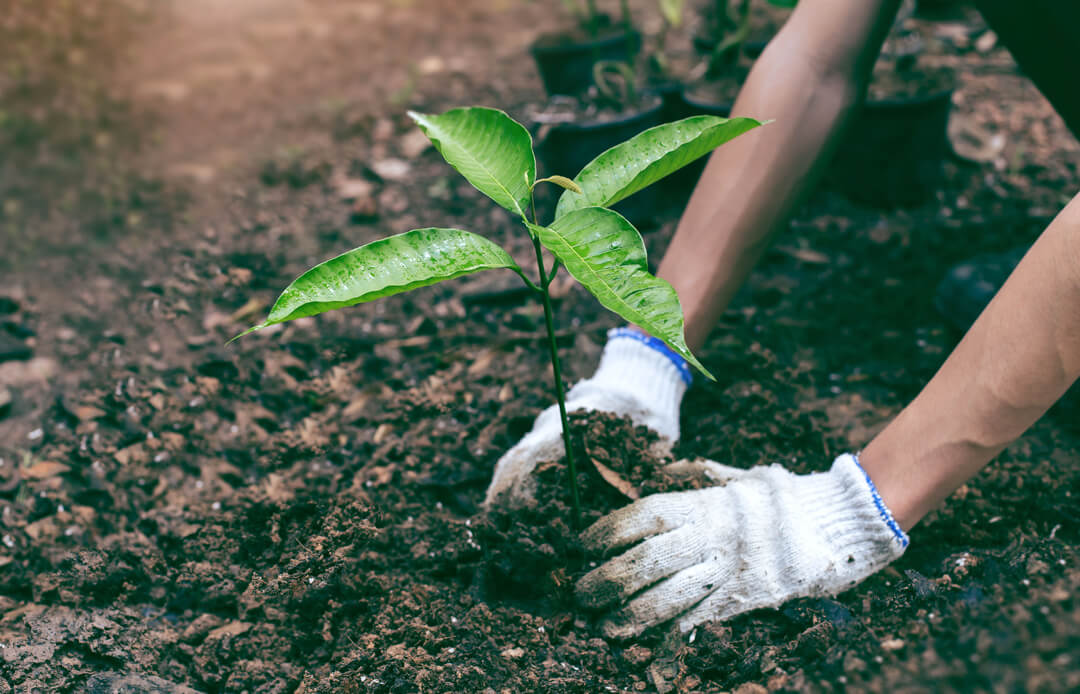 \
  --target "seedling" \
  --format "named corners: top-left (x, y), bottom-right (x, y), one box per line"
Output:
top-left (559, 0), bottom-right (633, 37)
top-left (235, 107), bottom-right (763, 524)
top-left (701, 0), bottom-right (795, 76)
